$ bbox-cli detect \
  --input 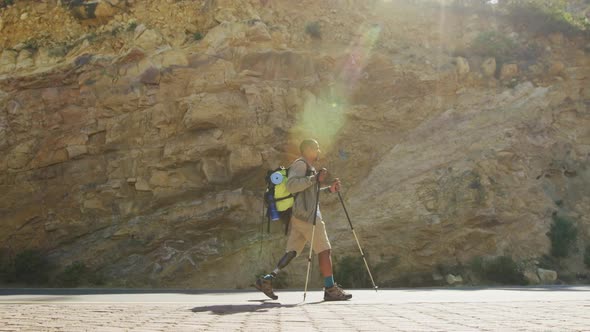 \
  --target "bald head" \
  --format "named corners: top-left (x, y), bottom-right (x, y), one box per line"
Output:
top-left (300, 139), bottom-right (321, 162)
top-left (300, 139), bottom-right (319, 154)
